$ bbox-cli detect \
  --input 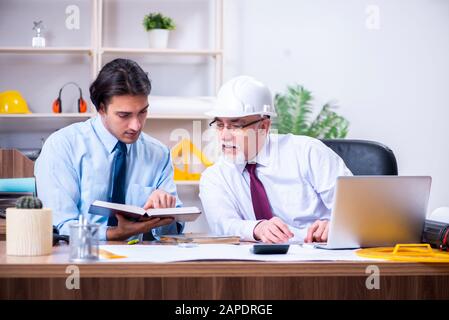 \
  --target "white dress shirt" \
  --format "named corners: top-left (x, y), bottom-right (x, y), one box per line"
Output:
top-left (199, 134), bottom-right (352, 241)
